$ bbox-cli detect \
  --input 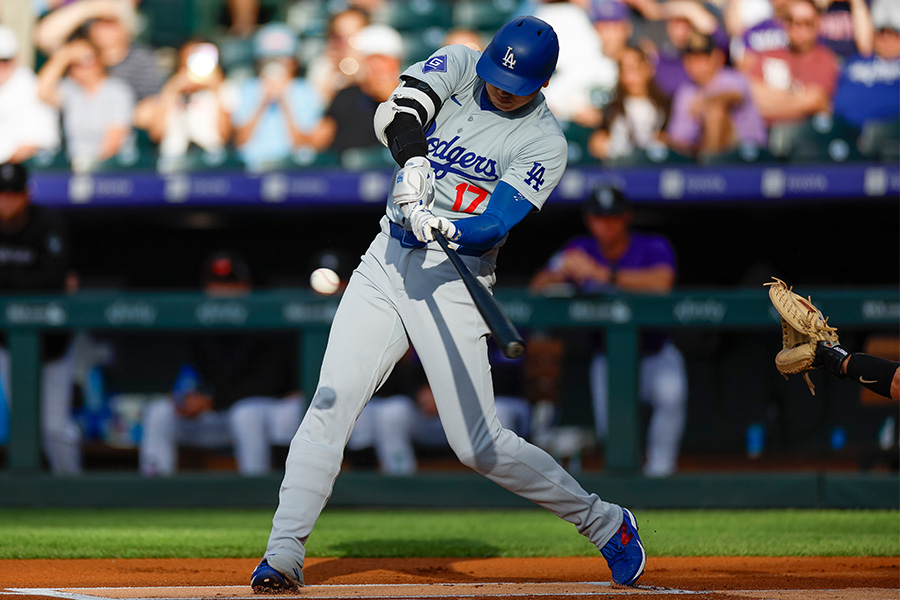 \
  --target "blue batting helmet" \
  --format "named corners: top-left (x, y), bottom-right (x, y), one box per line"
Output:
top-left (476, 16), bottom-right (559, 96)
